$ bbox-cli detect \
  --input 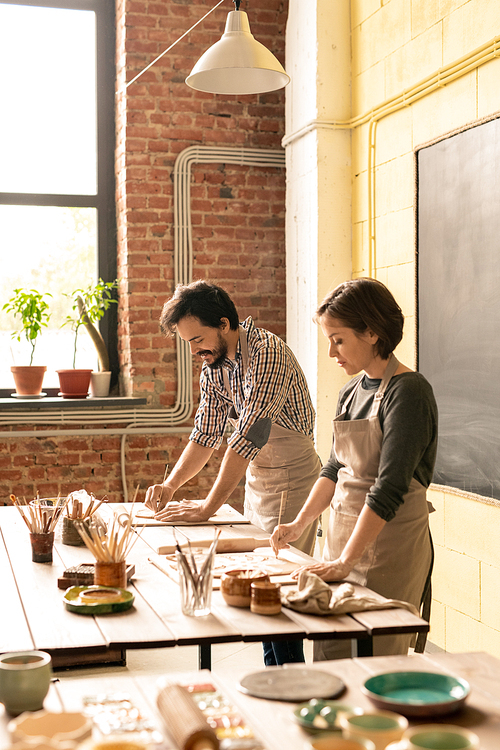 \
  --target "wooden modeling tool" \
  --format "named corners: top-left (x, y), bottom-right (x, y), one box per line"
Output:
top-left (157, 463), bottom-right (169, 513)
top-left (275, 490), bottom-right (286, 558)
